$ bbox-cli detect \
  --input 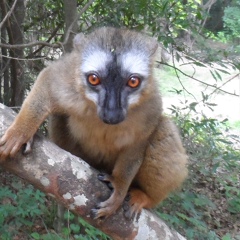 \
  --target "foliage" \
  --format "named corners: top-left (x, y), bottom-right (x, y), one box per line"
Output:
top-left (157, 99), bottom-right (240, 239)
top-left (0, 173), bottom-right (110, 240)
top-left (30, 211), bottom-right (110, 240)
top-left (85, 0), bottom-right (204, 47)
top-left (212, 0), bottom-right (240, 57)
top-left (62, 212), bottom-right (110, 240)
top-left (0, 181), bottom-right (46, 239)
top-left (1, 0), bottom-right (240, 239)
top-left (223, 1), bottom-right (240, 41)
top-left (2, 0), bottom-right (239, 103)
top-left (21, 0), bottom-right (206, 51)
